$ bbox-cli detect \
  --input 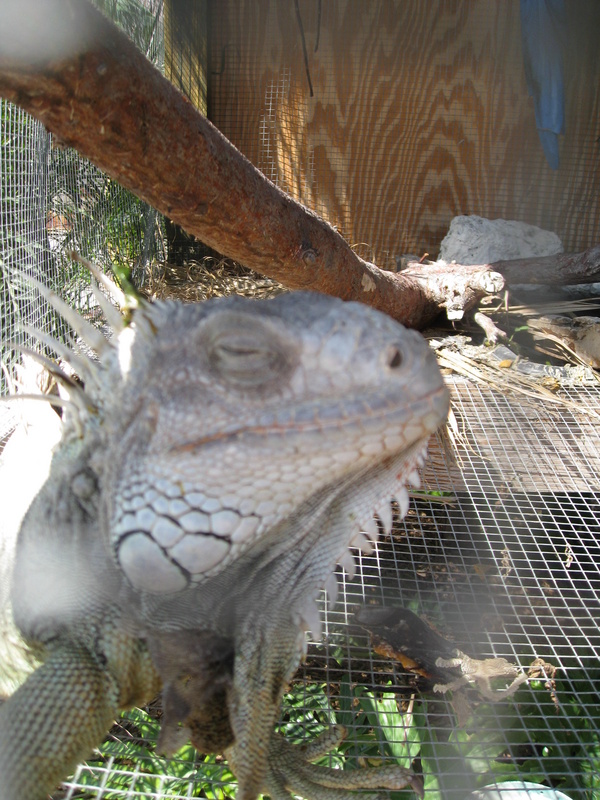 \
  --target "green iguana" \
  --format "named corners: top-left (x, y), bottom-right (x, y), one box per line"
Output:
top-left (0, 272), bottom-right (448, 799)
